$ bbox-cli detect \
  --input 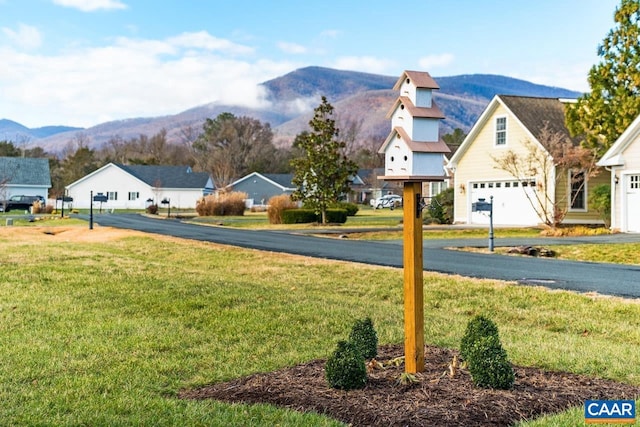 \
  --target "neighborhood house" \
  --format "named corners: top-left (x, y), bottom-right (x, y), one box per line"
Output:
top-left (65, 163), bottom-right (214, 210)
top-left (0, 156), bottom-right (51, 203)
top-left (597, 112), bottom-right (640, 233)
top-left (448, 95), bottom-right (608, 226)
